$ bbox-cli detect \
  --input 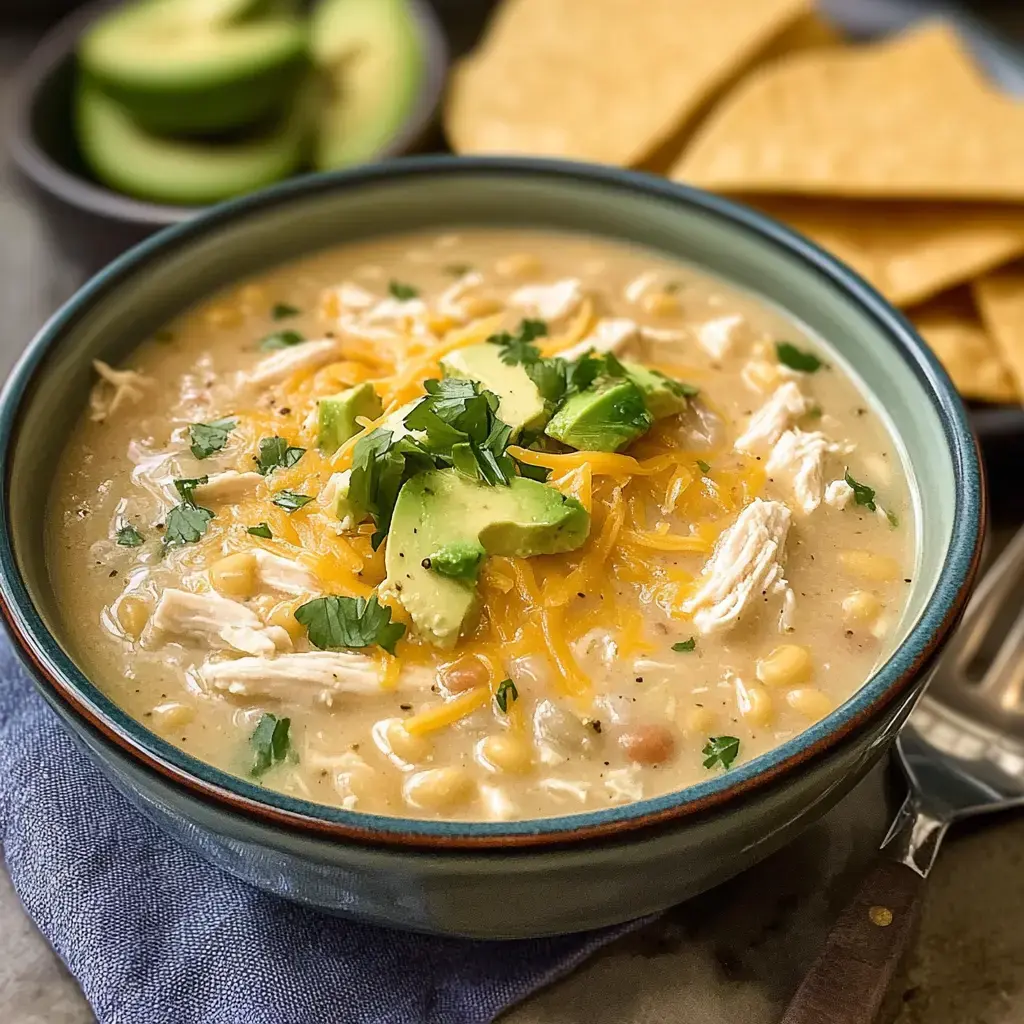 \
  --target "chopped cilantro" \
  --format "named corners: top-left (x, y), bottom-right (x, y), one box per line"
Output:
top-left (672, 637), bottom-right (696, 652)
top-left (173, 476), bottom-right (209, 504)
top-left (702, 735), bottom-right (740, 770)
top-left (164, 504), bottom-right (214, 547)
top-left (443, 264), bottom-right (473, 277)
top-left (116, 523), bottom-right (144, 547)
top-left (188, 417), bottom-right (235, 460)
top-left (271, 490), bottom-right (314, 512)
top-left (886, 509), bottom-right (899, 529)
top-left (294, 594), bottom-right (406, 654)
top-left (388, 280), bottom-right (419, 300)
top-left (487, 319), bottom-right (549, 366)
top-left (844, 469), bottom-right (877, 512)
top-left (255, 436), bottom-right (305, 475)
top-left (776, 341), bottom-right (823, 373)
top-left (250, 713), bottom-right (291, 777)
top-left (271, 302), bottom-right (300, 320)
top-left (259, 329), bottom-right (305, 352)
top-left (696, 460), bottom-right (711, 474)
top-left (805, 404), bottom-right (823, 420)
top-left (495, 678), bottom-right (519, 714)
top-left (247, 522), bottom-right (273, 539)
